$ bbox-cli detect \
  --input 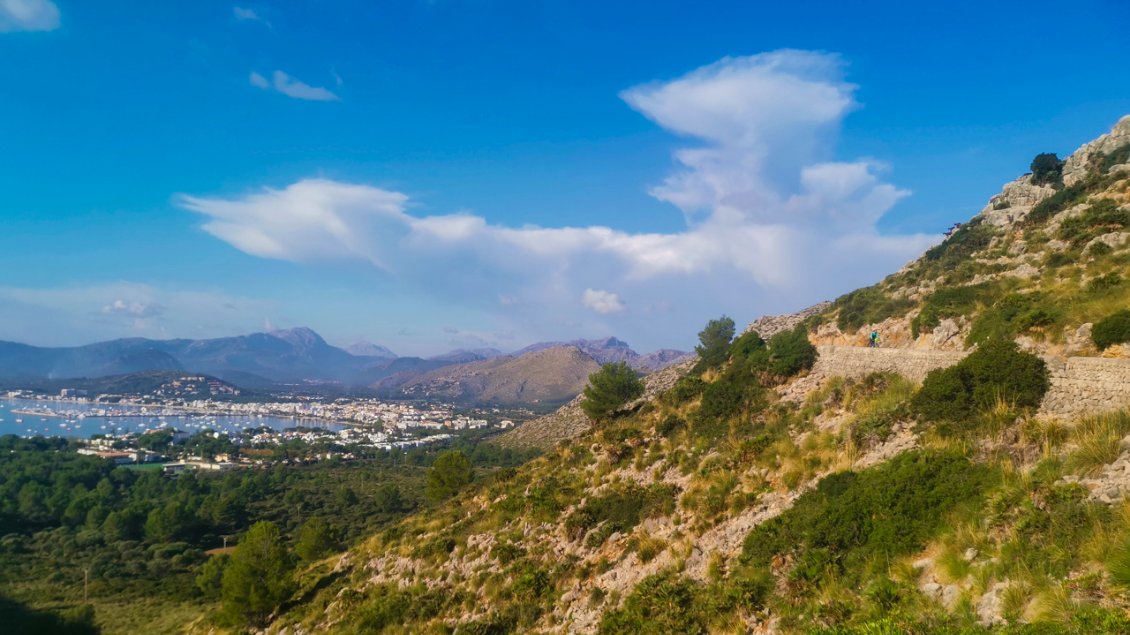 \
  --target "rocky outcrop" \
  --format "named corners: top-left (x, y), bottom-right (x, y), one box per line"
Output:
top-left (1062, 114), bottom-right (1130, 186)
top-left (978, 175), bottom-right (1057, 227)
top-left (743, 301), bottom-right (831, 337)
